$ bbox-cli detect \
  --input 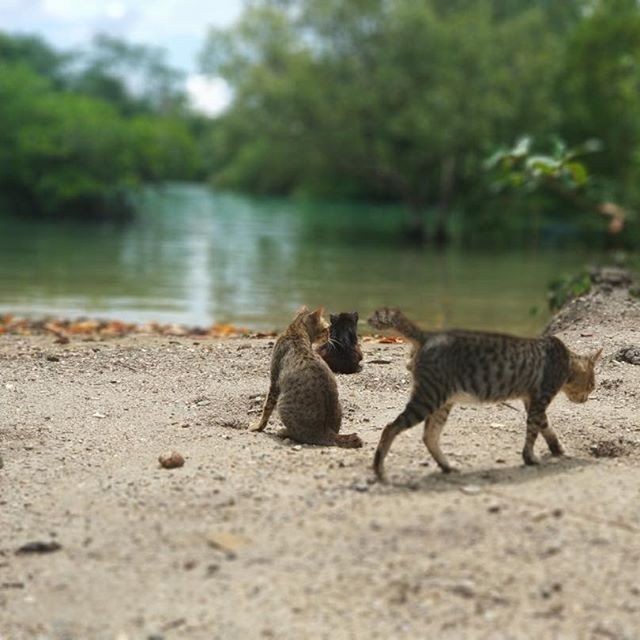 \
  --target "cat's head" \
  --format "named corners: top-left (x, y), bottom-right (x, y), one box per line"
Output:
top-left (296, 306), bottom-right (330, 343)
top-left (563, 348), bottom-right (602, 403)
top-left (329, 311), bottom-right (359, 346)
top-left (368, 307), bottom-right (401, 330)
